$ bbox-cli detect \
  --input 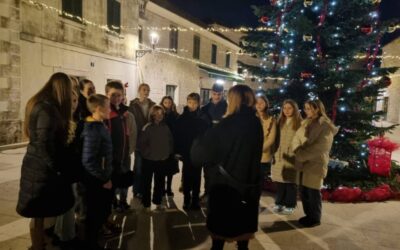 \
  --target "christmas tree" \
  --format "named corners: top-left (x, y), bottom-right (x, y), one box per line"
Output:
top-left (240, 0), bottom-right (399, 189)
